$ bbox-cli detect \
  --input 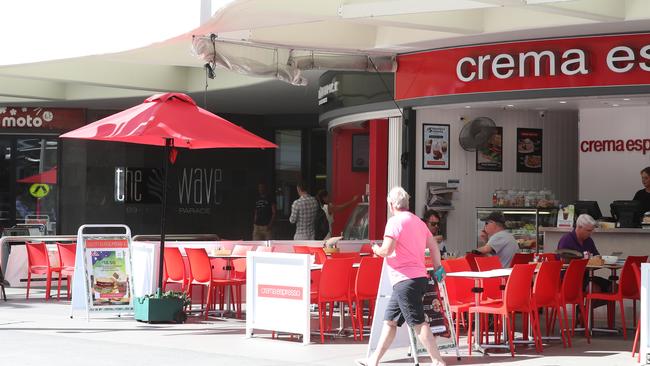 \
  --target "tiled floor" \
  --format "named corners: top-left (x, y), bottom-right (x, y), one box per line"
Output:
top-left (0, 287), bottom-right (641, 366)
